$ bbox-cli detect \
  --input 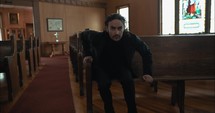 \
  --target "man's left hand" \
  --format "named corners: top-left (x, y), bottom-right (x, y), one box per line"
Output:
top-left (142, 74), bottom-right (153, 83)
